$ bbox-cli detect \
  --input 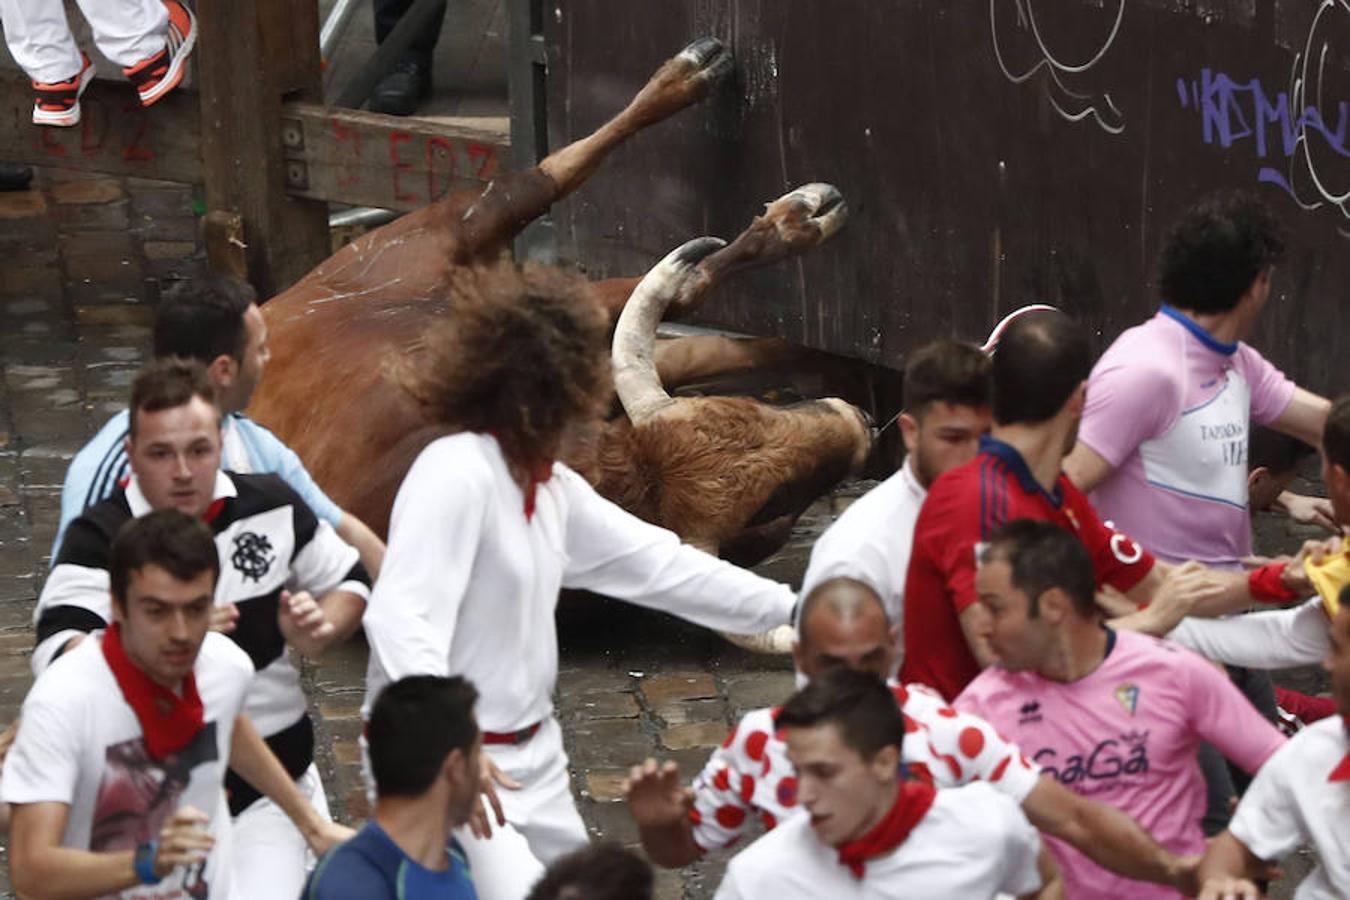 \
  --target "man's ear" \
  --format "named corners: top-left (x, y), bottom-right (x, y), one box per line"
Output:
top-left (871, 743), bottom-right (901, 781)
top-left (898, 411), bottom-right (919, 455)
top-left (206, 353), bottom-right (236, 388)
top-left (442, 747), bottom-right (466, 787)
top-left (1067, 382), bottom-right (1088, 417)
top-left (1039, 588), bottom-right (1072, 624)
